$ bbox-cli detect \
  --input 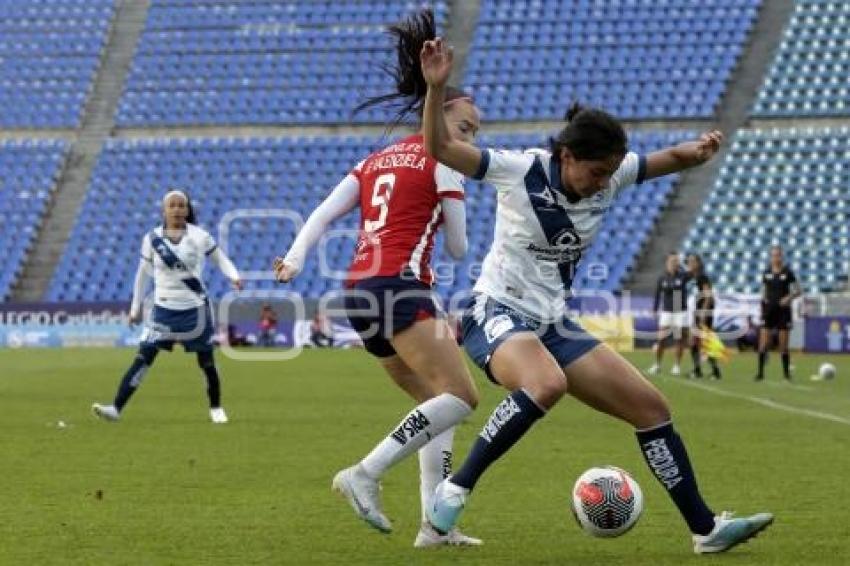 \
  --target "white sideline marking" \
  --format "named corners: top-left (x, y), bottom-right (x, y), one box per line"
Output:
top-left (763, 380), bottom-right (815, 392)
top-left (660, 377), bottom-right (850, 426)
